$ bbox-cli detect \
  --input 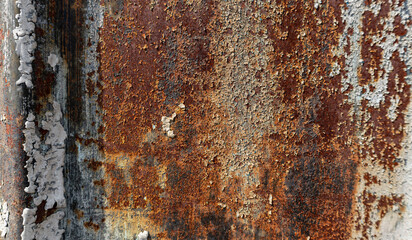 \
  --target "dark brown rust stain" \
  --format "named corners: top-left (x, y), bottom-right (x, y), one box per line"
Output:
top-left (358, 8), bottom-right (385, 86)
top-left (32, 28), bottom-right (54, 103)
top-left (85, 159), bottom-right (103, 171)
top-left (363, 173), bottom-right (379, 187)
top-left (93, 179), bottom-right (105, 187)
